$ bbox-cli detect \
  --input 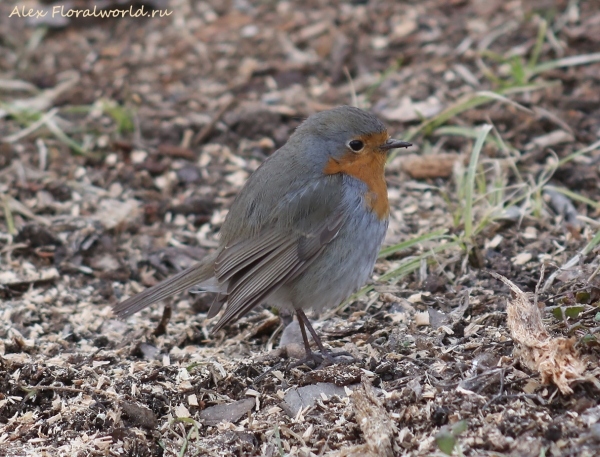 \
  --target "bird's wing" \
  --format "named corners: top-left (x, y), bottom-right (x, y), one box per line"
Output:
top-left (208, 175), bottom-right (353, 331)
